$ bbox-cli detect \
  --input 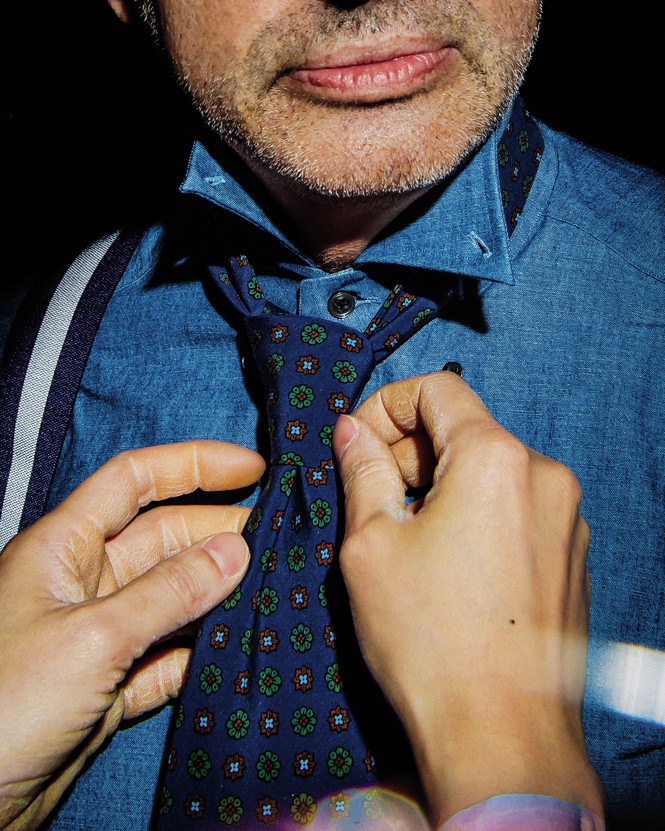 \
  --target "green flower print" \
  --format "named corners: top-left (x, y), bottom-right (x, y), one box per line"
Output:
top-left (253, 586), bottom-right (279, 615)
top-left (280, 469), bottom-right (296, 496)
top-left (291, 706), bottom-right (317, 736)
top-left (309, 498), bottom-right (332, 528)
top-left (256, 751), bottom-right (281, 783)
top-left (331, 360), bottom-right (358, 383)
top-left (226, 708), bottom-right (250, 739)
top-left (363, 789), bottom-right (386, 821)
top-left (248, 275), bottom-right (263, 298)
top-left (266, 353), bottom-right (285, 374)
top-left (222, 585), bottom-right (242, 610)
top-left (412, 308), bottom-right (432, 328)
top-left (301, 322), bottom-right (328, 345)
top-left (327, 747), bottom-right (353, 778)
top-left (325, 662), bottom-right (343, 693)
top-left (290, 624), bottom-right (313, 653)
top-left (291, 793), bottom-right (317, 824)
top-left (217, 795), bottom-right (244, 825)
top-left (289, 384), bottom-right (315, 409)
top-left (261, 547), bottom-right (277, 573)
top-left (187, 749), bottom-right (212, 780)
top-left (159, 787), bottom-right (173, 816)
top-left (287, 545), bottom-right (306, 572)
top-left (319, 425), bottom-right (333, 447)
top-left (258, 666), bottom-right (282, 696)
top-left (278, 451), bottom-right (304, 466)
top-left (245, 507), bottom-right (262, 533)
top-left (241, 629), bottom-right (253, 655)
top-left (199, 664), bottom-right (223, 695)
top-left (318, 583), bottom-right (328, 608)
